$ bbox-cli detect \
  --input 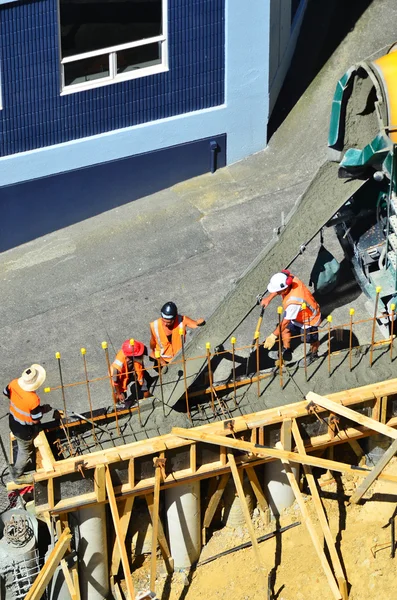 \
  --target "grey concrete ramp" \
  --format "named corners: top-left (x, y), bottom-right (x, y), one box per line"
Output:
top-left (160, 161), bottom-right (368, 405)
